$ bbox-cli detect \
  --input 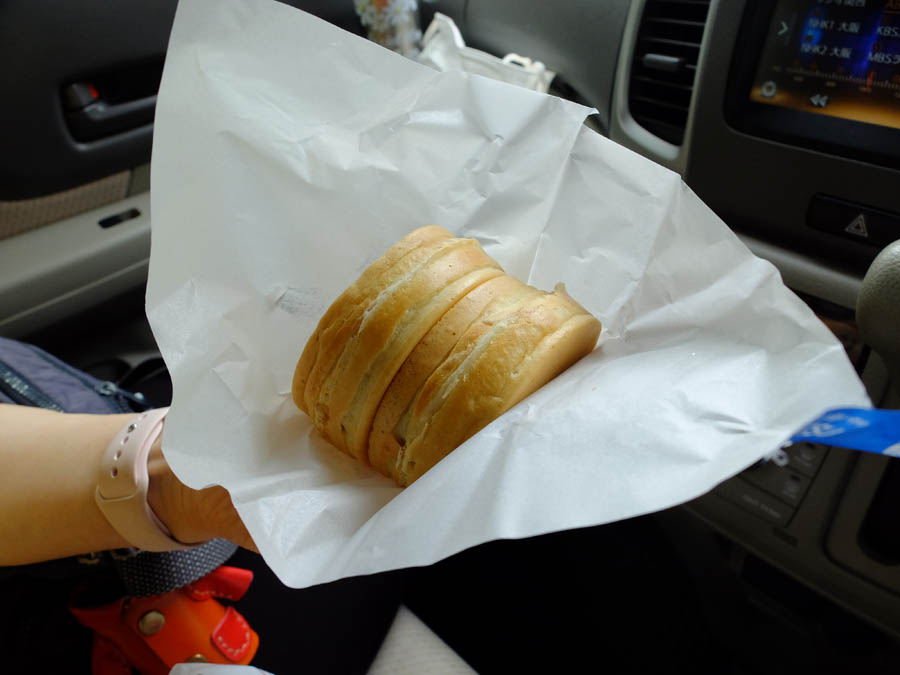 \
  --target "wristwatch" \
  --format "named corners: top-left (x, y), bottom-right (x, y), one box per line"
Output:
top-left (95, 407), bottom-right (198, 552)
